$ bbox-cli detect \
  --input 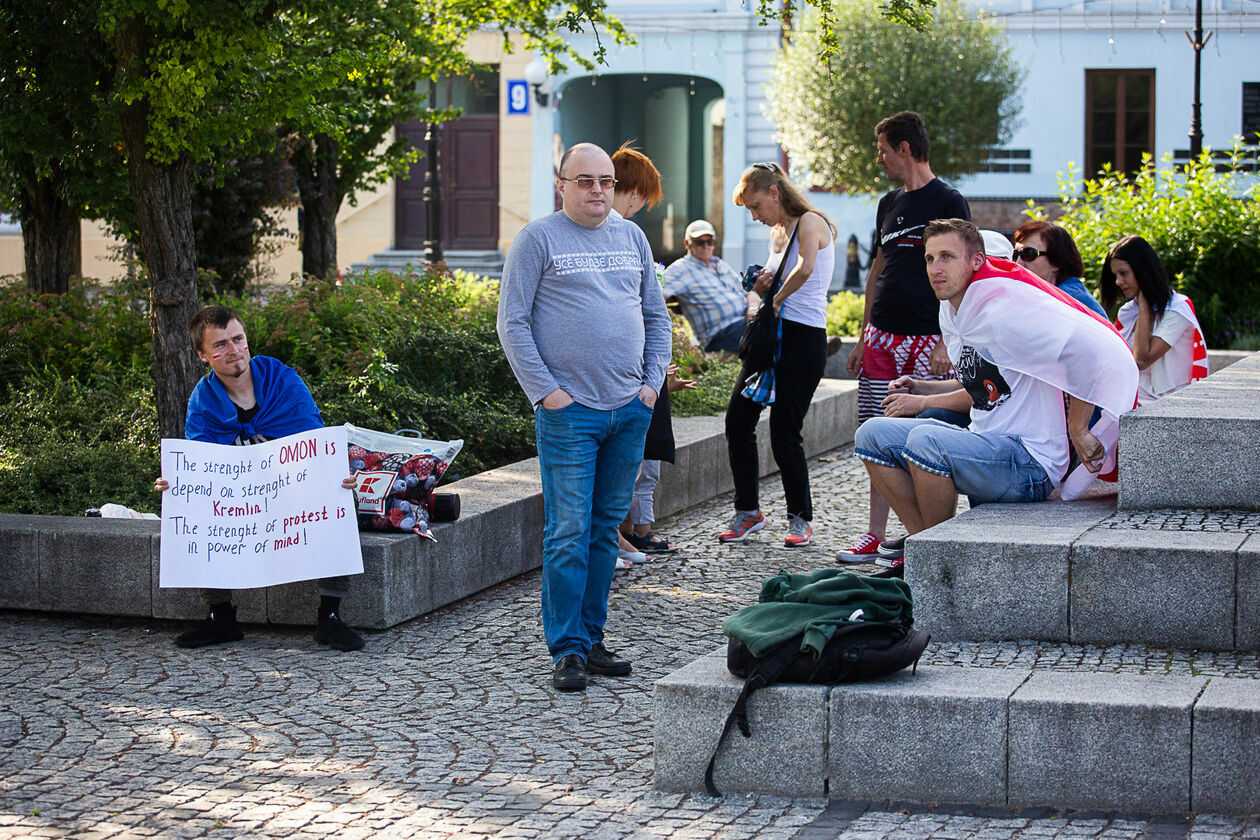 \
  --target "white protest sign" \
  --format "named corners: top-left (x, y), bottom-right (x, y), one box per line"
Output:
top-left (159, 426), bottom-right (363, 588)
